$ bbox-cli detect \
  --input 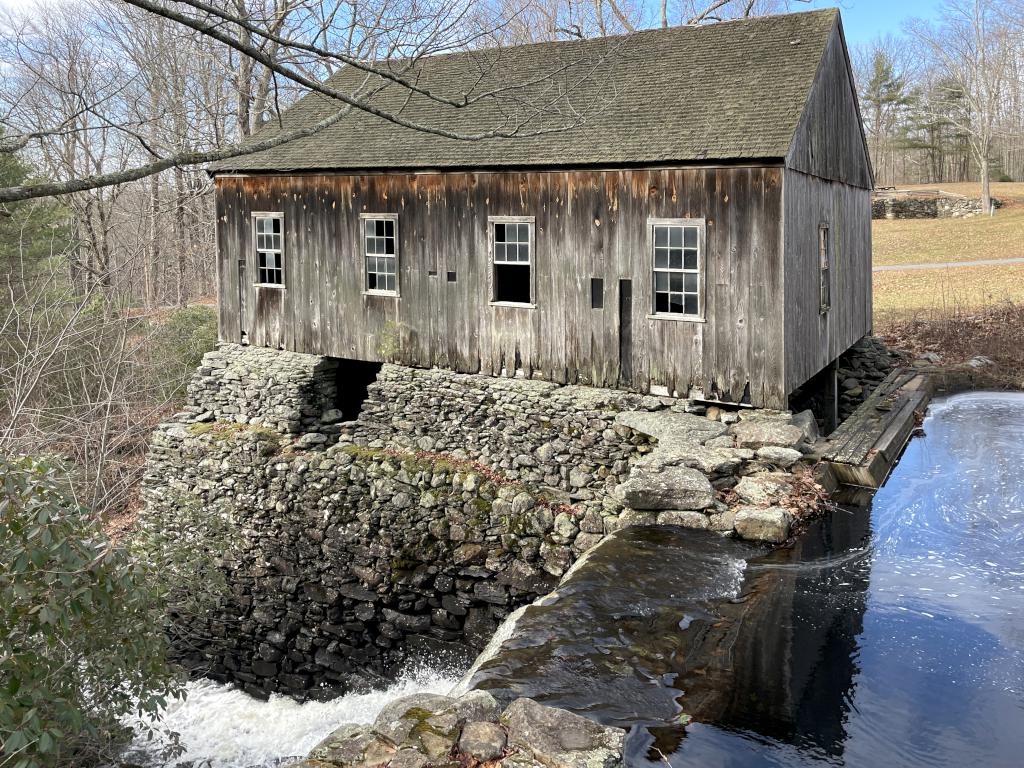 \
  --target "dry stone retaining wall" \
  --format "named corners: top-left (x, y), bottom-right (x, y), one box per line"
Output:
top-left (871, 194), bottom-right (1002, 220)
top-left (143, 344), bottom-right (828, 702)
